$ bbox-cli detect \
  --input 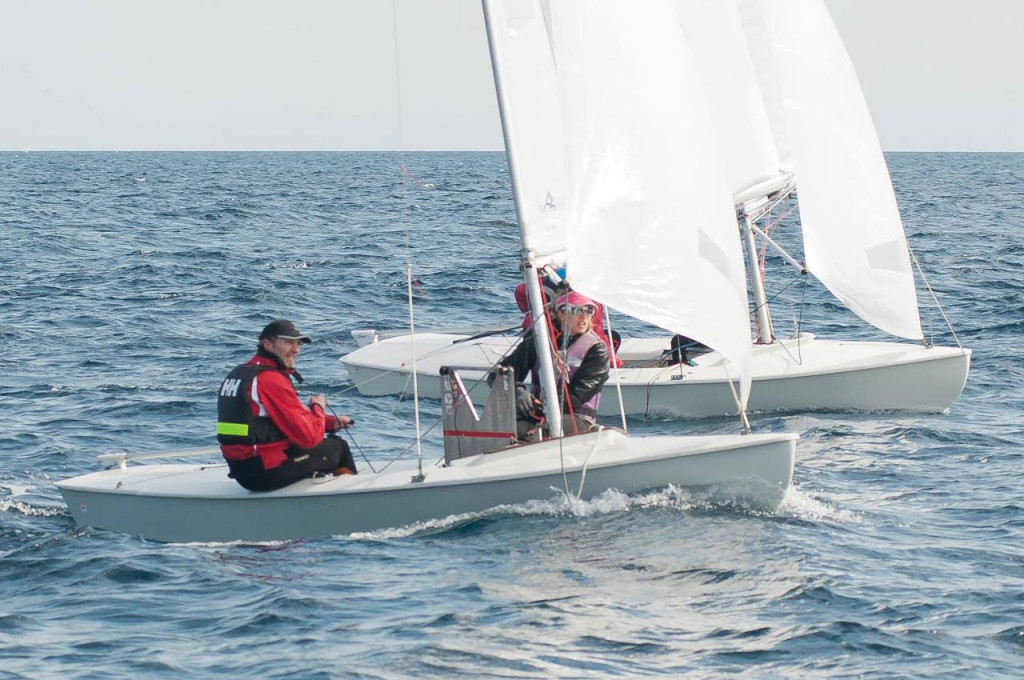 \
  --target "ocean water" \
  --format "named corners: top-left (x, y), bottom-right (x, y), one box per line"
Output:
top-left (0, 151), bottom-right (1021, 679)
